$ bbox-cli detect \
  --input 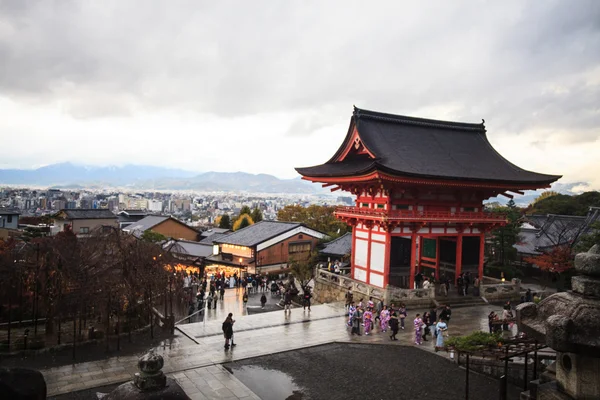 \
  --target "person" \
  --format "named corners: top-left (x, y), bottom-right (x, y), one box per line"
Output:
top-left (380, 305), bottom-right (390, 332)
top-left (347, 302), bottom-right (356, 326)
top-left (473, 276), bottom-right (480, 296)
top-left (422, 277), bottom-right (431, 290)
top-left (439, 305), bottom-right (452, 326)
top-left (457, 273), bottom-right (464, 296)
top-left (422, 312), bottom-right (431, 341)
top-left (502, 307), bottom-right (513, 331)
top-left (220, 285), bottom-right (225, 300)
top-left (367, 297), bottom-right (374, 309)
top-left (389, 312), bottom-right (399, 340)
top-left (206, 292), bottom-right (213, 309)
top-left (488, 311), bottom-right (498, 333)
top-left (434, 319), bottom-right (448, 351)
top-left (303, 287), bottom-right (312, 311)
top-left (414, 313), bottom-right (424, 345)
top-left (375, 298), bottom-right (383, 323)
top-left (415, 271), bottom-right (423, 289)
top-left (398, 304), bottom-right (407, 330)
top-left (222, 313), bottom-right (235, 349)
top-left (344, 288), bottom-right (353, 309)
top-left (260, 293), bottom-right (267, 309)
top-left (242, 291), bottom-right (248, 305)
top-left (429, 304), bottom-right (437, 331)
top-left (464, 272), bottom-right (471, 295)
top-left (438, 275), bottom-right (448, 297)
top-left (284, 289), bottom-right (292, 312)
top-left (444, 277), bottom-right (450, 297)
top-left (270, 281), bottom-right (279, 295)
top-left (525, 288), bottom-right (533, 303)
top-left (334, 263), bottom-right (341, 274)
top-left (351, 306), bottom-right (363, 335)
top-left (363, 307), bottom-right (373, 335)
